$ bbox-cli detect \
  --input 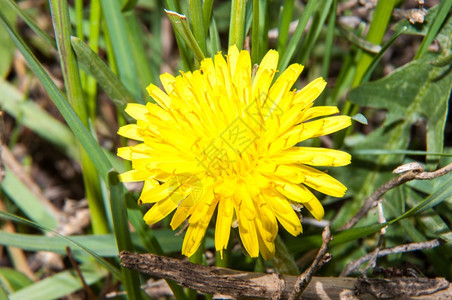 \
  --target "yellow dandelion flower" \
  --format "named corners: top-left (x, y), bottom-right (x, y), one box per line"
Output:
top-left (117, 46), bottom-right (351, 259)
